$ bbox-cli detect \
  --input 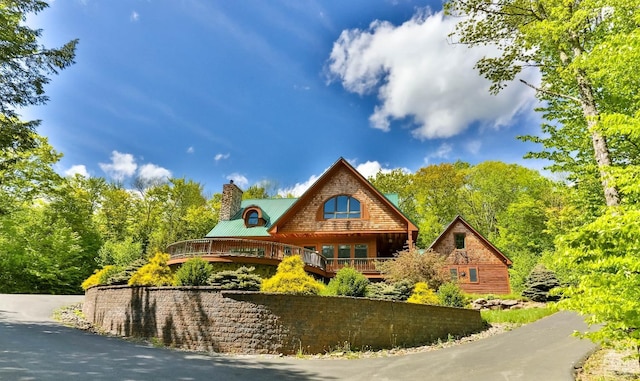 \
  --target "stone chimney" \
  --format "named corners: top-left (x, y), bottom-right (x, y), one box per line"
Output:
top-left (220, 180), bottom-right (243, 221)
